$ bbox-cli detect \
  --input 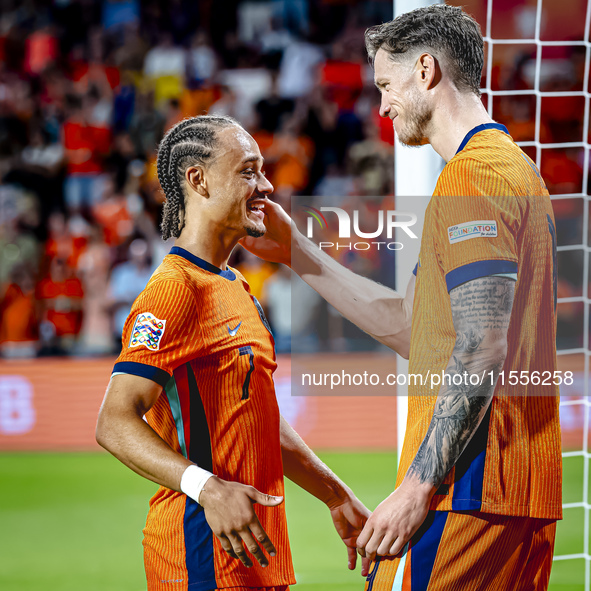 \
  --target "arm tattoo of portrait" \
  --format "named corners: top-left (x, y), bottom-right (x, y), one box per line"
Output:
top-left (407, 276), bottom-right (515, 489)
